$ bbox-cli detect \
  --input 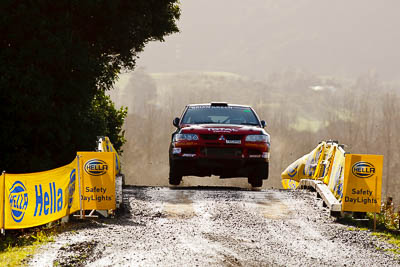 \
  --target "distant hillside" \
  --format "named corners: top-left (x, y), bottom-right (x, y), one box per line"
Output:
top-left (112, 70), bottom-right (350, 132)
top-left (112, 69), bottom-right (400, 199)
top-left (149, 71), bottom-right (341, 131)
